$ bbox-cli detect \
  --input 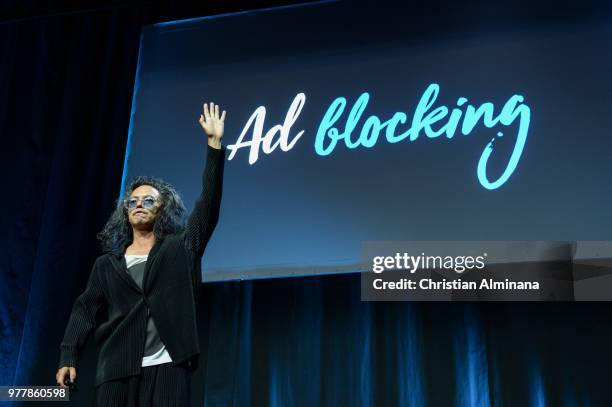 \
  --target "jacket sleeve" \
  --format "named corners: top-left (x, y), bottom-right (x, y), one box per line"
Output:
top-left (58, 258), bottom-right (106, 368)
top-left (184, 145), bottom-right (226, 258)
